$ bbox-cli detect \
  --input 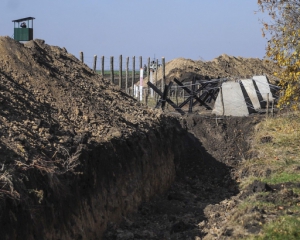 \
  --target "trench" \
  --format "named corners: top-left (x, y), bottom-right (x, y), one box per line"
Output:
top-left (0, 114), bottom-right (259, 240)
